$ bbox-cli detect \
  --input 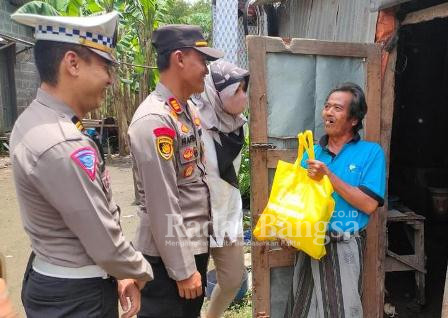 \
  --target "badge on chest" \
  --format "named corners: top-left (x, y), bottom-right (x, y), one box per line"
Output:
top-left (183, 164), bottom-right (195, 178)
